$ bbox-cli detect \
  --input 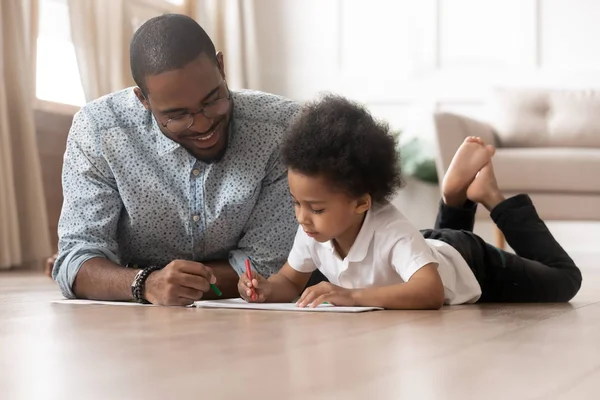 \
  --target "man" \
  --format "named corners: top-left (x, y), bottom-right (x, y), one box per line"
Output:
top-left (52, 14), bottom-right (301, 306)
